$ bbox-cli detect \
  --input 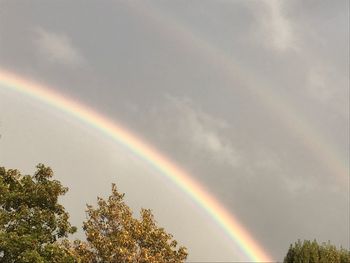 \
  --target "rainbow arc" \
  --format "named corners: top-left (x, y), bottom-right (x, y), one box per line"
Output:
top-left (0, 69), bottom-right (272, 262)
